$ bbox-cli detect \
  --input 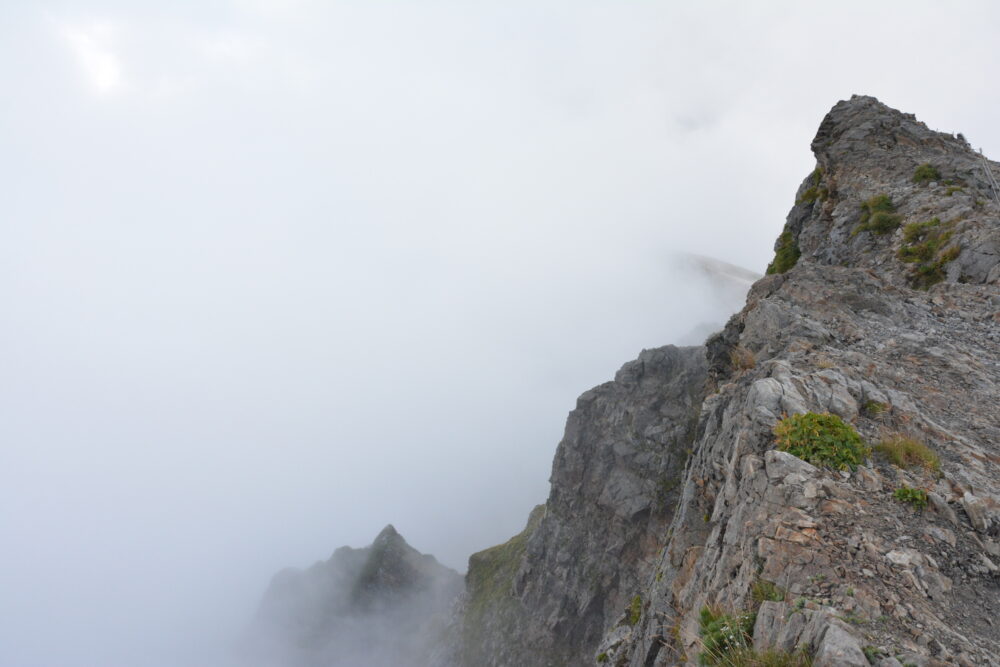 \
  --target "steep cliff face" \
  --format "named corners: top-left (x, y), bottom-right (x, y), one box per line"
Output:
top-left (460, 346), bottom-right (707, 666)
top-left (246, 525), bottom-right (462, 667)
top-left (461, 96), bottom-right (1000, 666)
